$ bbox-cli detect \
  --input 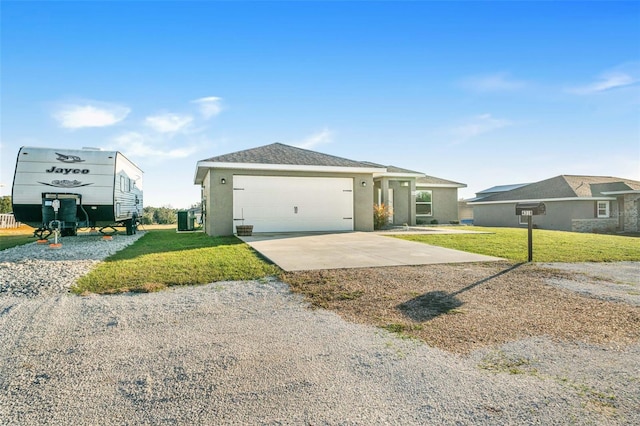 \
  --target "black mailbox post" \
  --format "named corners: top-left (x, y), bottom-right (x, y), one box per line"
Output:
top-left (515, 202), bottom-right (546, 262)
